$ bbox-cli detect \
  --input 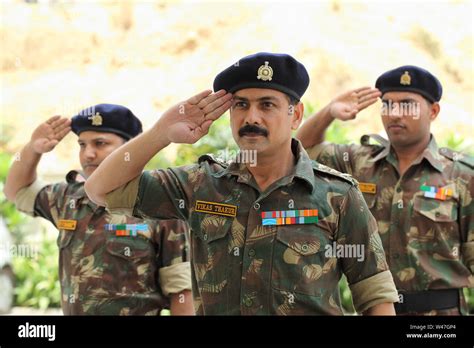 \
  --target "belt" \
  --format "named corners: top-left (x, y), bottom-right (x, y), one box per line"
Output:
top-left (395, 289), bottom-right (459, 314)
